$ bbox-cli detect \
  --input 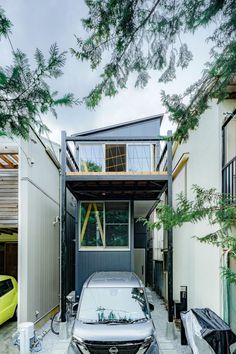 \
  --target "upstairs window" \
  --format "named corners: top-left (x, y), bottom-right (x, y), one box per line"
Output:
top-left (79, 144), bottom-right (103, 172)
top-left (105, 145), bottom-right (126, 172)
top-left (128, 144), bottom-right (151, 172)
top-left (224, 117), bottom-right (236, 164)
top-left (78, 143), bottom-right (154, 172)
